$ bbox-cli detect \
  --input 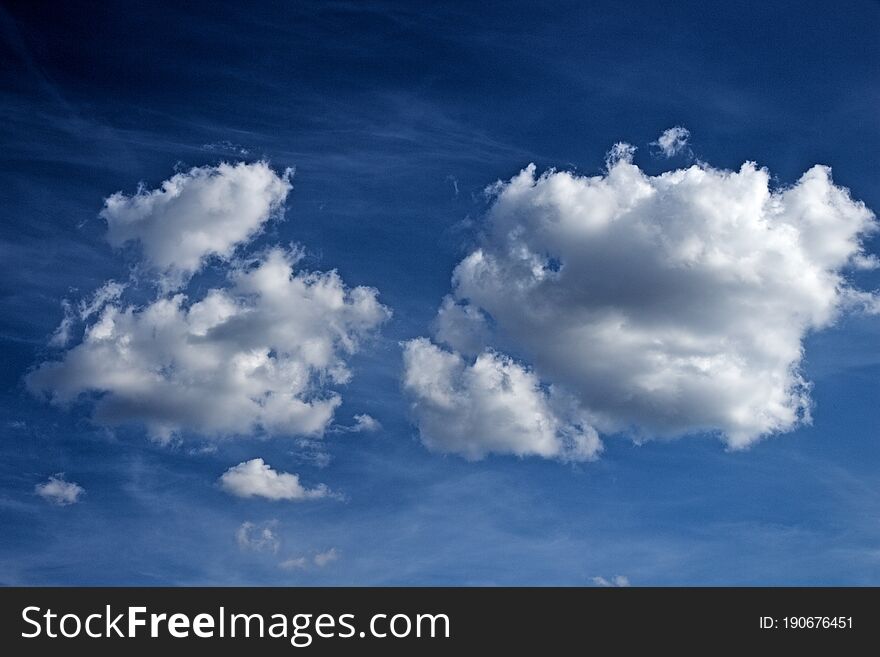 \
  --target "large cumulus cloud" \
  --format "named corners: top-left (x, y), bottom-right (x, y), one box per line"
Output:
top-left (404, 140), bottom-right (877, 457)
top-left (29, 163), bottom-right (389, 442)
